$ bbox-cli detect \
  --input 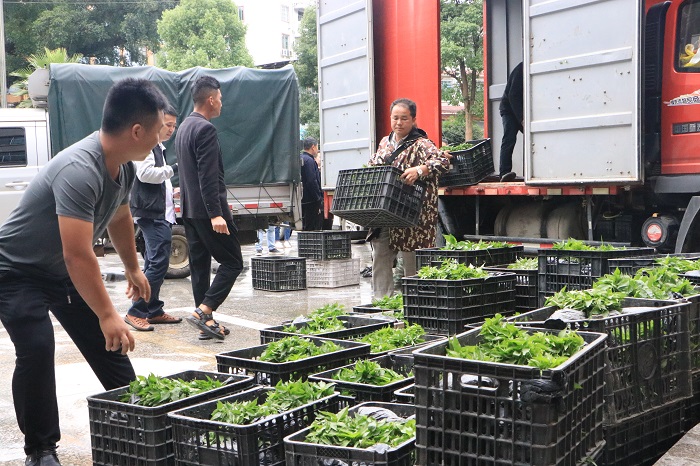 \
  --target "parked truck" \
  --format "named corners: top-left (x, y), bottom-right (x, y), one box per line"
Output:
top-left (0, 63), bottom-right (301, 278)
top-left (318, 0), bottom-right (700, 253)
